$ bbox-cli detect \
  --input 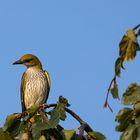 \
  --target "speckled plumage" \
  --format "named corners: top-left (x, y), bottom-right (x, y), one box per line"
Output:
top-left (21, 67), bottom-right (49, 111)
